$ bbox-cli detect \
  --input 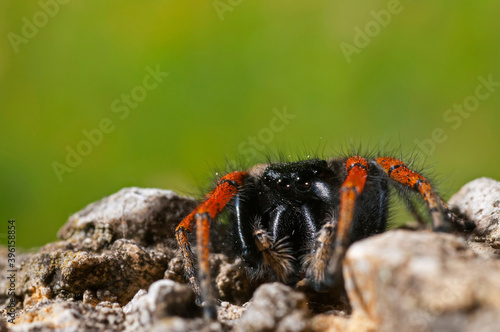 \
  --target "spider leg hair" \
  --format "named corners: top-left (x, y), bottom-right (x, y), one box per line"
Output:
top-left (252, 219), bottom-right (295, 282)
top-left (304, 220), bottom-right (336, 288)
